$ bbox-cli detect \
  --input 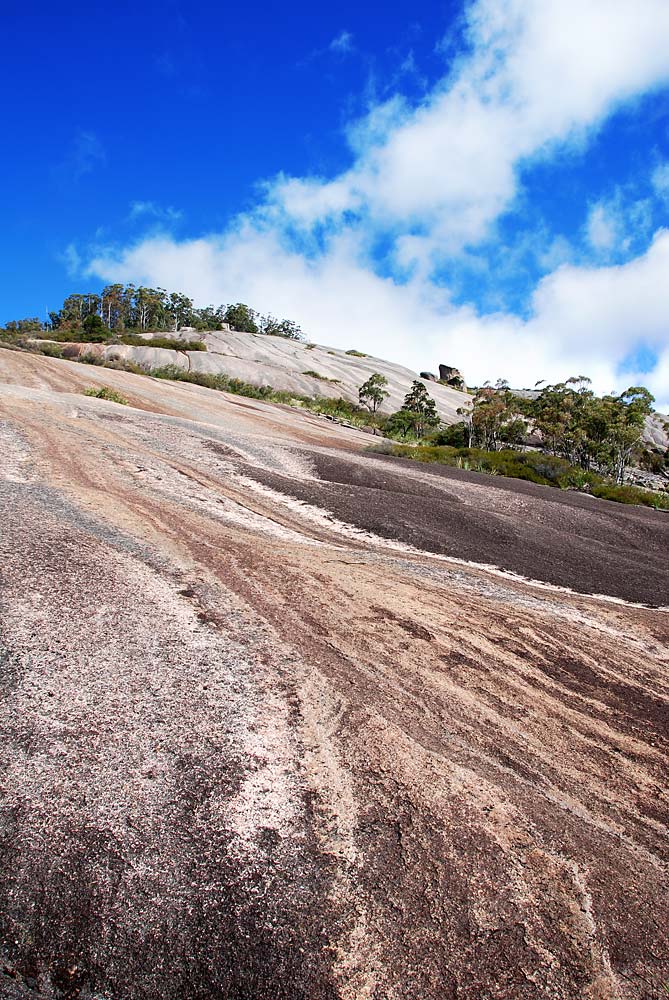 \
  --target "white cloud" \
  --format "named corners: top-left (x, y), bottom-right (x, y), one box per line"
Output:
top-left (329, 30), bottom-right (354, 54)
top-left (128, 201), bottom-right (183, 223)
top-left (89, 227), bottom-right (669, 408)
top-left (586, 203), bottom-right (619, 252)
top-left (275, 0), bottom-right (669, 253)
top-left (584, 186), bottom-right (656, 258)
top-left (87, 0), bottom-right (669, 409)
top-left (652, 161), bottom-right (669, 202)
top-left (60, 243), bottom-right (82, 277)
